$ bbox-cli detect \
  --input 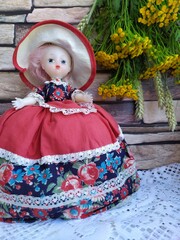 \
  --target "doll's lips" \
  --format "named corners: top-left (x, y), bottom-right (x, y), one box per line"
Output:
top-left (56, 65), bottom-right (60, 69)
